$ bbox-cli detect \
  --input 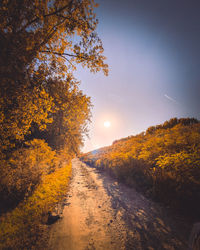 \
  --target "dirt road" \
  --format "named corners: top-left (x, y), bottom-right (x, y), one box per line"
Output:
top-left (48, 158), bottom-right (191, 250)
